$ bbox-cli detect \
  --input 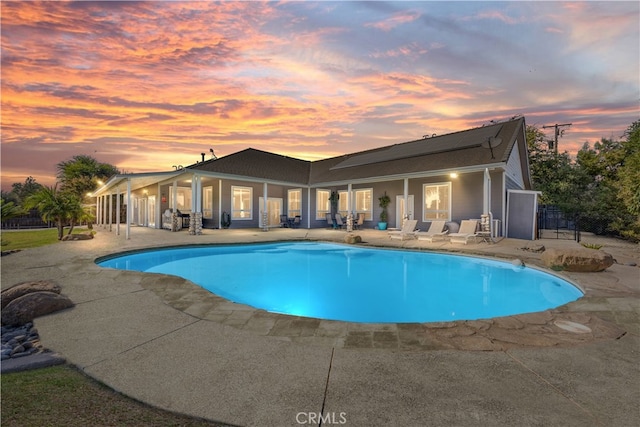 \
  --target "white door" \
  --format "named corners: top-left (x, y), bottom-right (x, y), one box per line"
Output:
top-left (147, 195), bottom-right (156, 228)
top-left (138, 198), bottom-right (147, 226)
top-left (395, 195), bottom-right (414, 228)
top-left (259, 197), bottom-right (283, 228)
